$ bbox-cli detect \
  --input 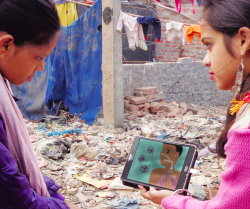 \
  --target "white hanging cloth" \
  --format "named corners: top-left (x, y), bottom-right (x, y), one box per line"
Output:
top-left (117, 11), bottom-right (148, 51)
top-left (166, 21), bottom-right (186, 45)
